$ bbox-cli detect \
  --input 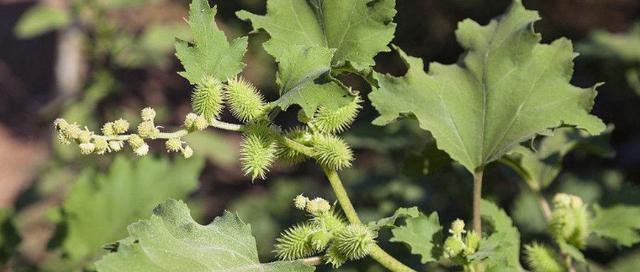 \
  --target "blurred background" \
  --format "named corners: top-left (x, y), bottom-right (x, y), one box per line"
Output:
top-left (0, 0), bottom-right (639, 271)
